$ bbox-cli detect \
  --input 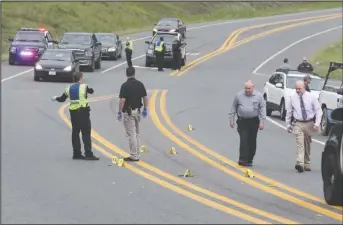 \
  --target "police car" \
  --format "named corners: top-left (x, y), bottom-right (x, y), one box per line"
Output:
top-left (144, 32), bottom-right (187, 67)
top-left (8, 28), bottom-right (58, 65)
